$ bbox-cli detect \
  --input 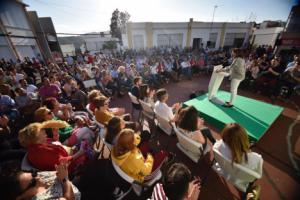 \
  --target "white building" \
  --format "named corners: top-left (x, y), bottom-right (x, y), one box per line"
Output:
top-left (81, 32), bottom-right (119, 54)
top-left (0, 0), bottom-right (43, 61)
top-left (252, 27), bottom-right (283, 48)
top-left (122, 18), bottom-right (254, 50)
top-left (60, 44), bottom-right (76, 57)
